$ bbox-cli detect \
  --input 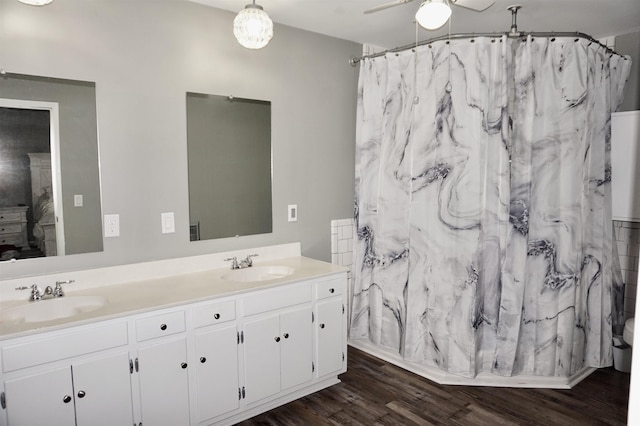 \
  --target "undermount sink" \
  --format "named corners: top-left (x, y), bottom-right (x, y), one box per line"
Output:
top-left (221, 265), bottom-right (295, 283)
top-left (0, 296), bottom-right (107, 324)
